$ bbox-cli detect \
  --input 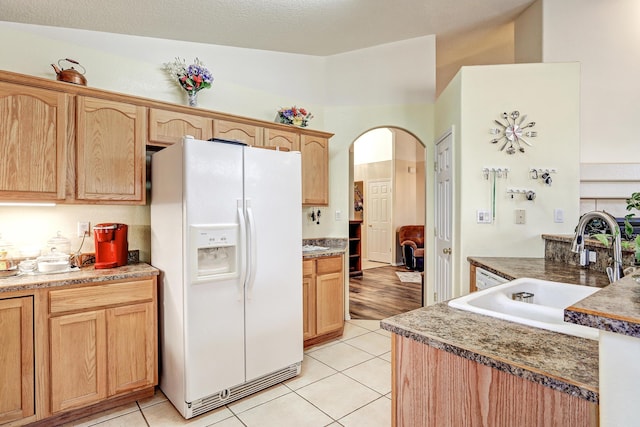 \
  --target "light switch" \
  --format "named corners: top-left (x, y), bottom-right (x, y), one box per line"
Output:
top-left (477, 210), bottom-right (492, 224)
top-left (515, 209), bottom-right (526, 225)
top-left (554, 208), bottom-right (564, 223)
top-left (335, 210), bottom-right (342, 221)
